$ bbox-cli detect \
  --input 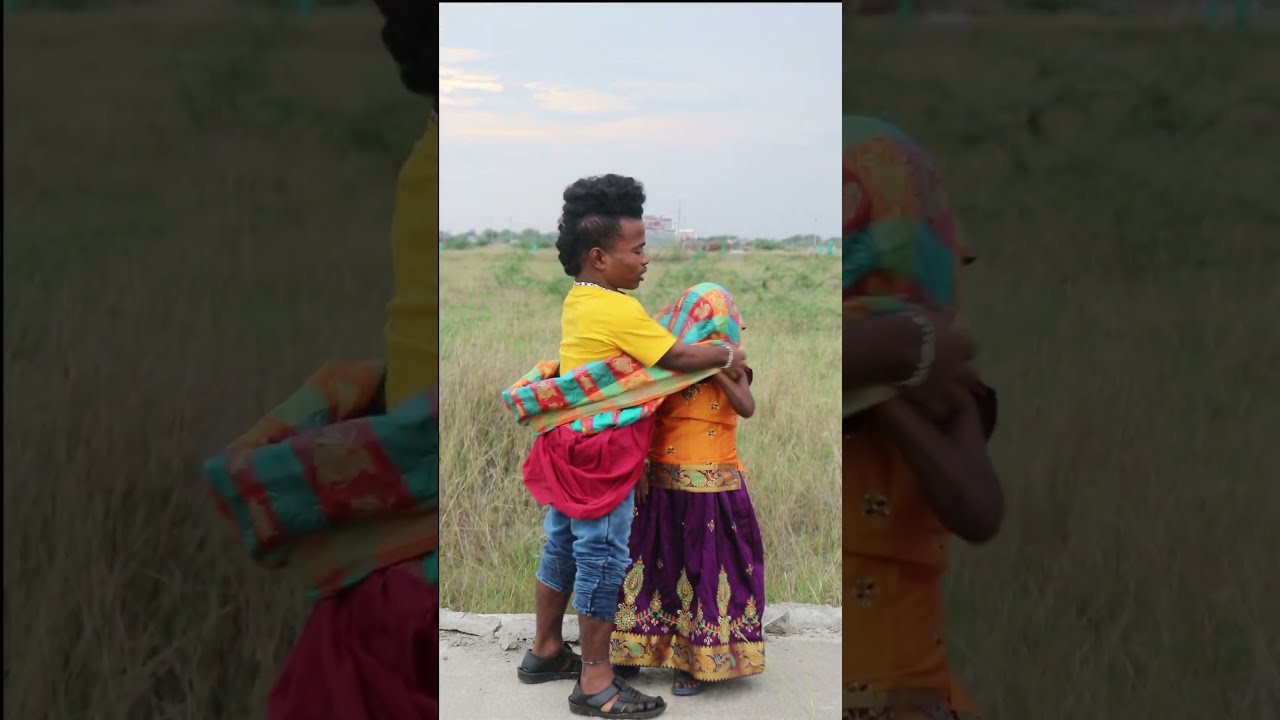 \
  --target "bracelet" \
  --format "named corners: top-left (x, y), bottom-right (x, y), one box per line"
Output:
top-left (722, 344), bottom-right (734, 370)
top-left (896, 311), bottom-right (934, 388)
